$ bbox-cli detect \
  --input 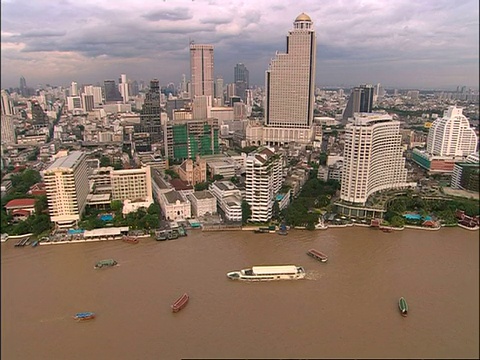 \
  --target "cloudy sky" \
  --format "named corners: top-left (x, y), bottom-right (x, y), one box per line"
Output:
top-left (1, 0), bottom-right (479, 90)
